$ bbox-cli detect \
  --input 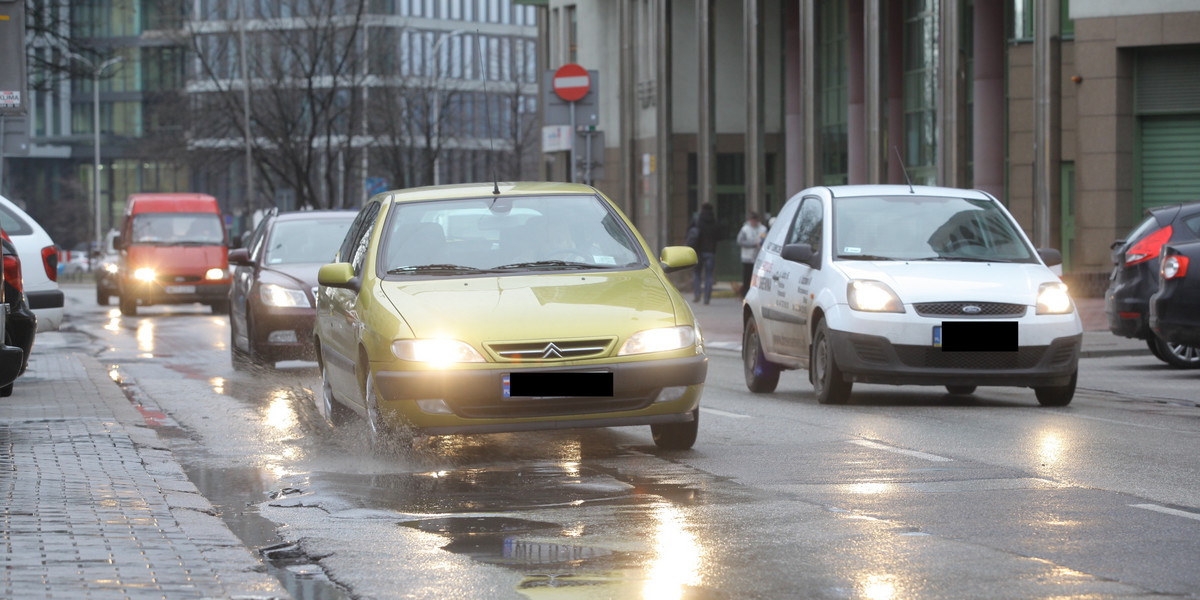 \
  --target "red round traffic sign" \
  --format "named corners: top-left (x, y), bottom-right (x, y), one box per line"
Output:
top-left (552, 63), bottom-right (590, 102)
